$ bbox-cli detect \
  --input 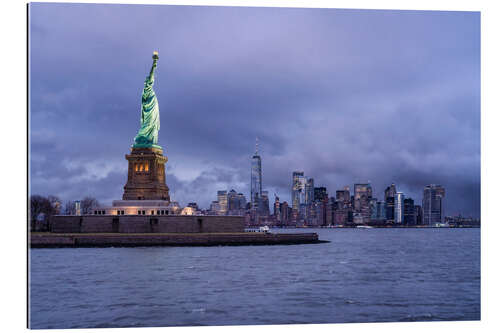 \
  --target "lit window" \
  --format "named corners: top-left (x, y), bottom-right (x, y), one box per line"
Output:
top-left (139, 164), bottom-right (144, 172)
top-left (145, 163), bottom-right (149, 172)
top-left (135, 164), bottom-right (138, 172)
